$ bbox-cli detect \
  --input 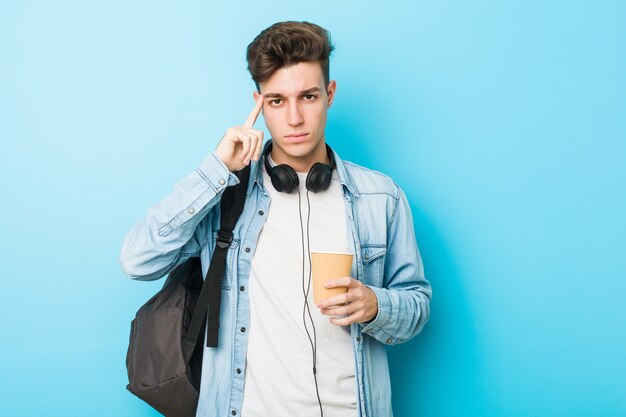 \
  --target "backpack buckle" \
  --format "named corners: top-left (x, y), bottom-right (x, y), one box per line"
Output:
top-left (216, 230), bottom-right (233, 249)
